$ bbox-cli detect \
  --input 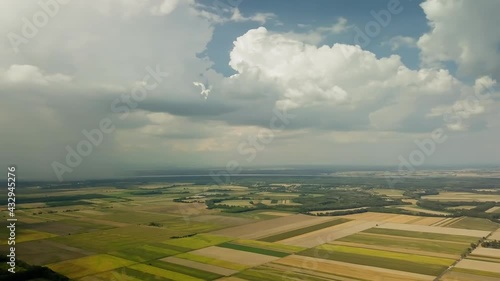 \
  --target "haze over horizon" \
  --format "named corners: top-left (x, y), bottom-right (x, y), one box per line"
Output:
top-left (2, 0), bottom-right (500, 181)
